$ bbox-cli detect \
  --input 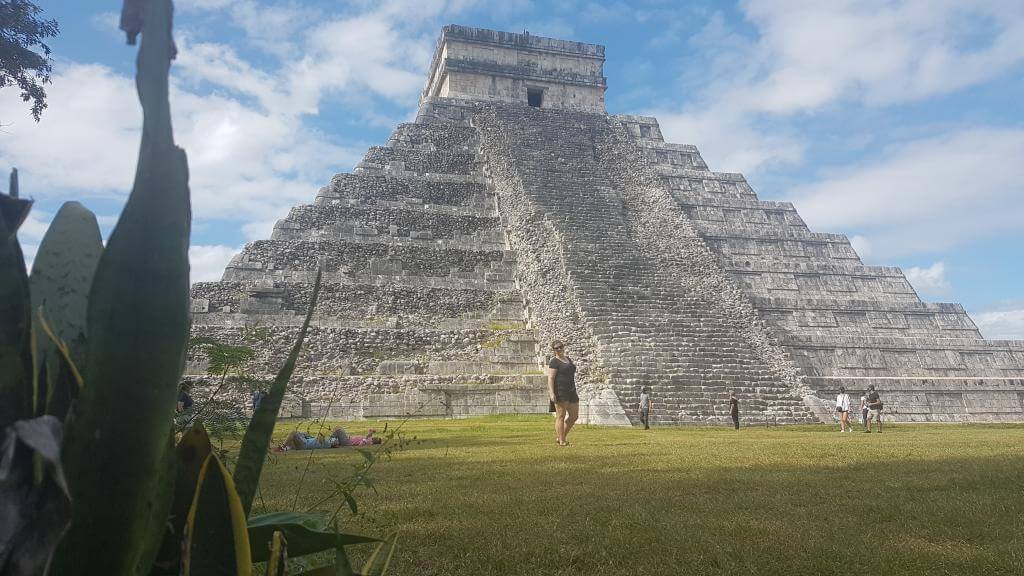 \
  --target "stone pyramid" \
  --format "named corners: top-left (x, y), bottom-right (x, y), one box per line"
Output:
top-left (188, 25), bottom-right (1024, 425)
